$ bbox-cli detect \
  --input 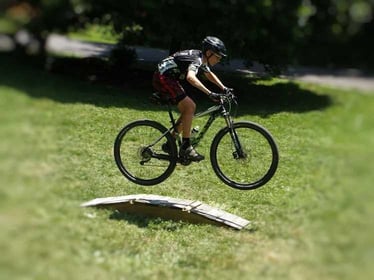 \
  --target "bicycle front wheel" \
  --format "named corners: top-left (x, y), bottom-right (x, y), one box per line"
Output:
top-left (114, 120), bottom-right (177, 186)
top-left (210, 121), bottom-right (279, 190)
